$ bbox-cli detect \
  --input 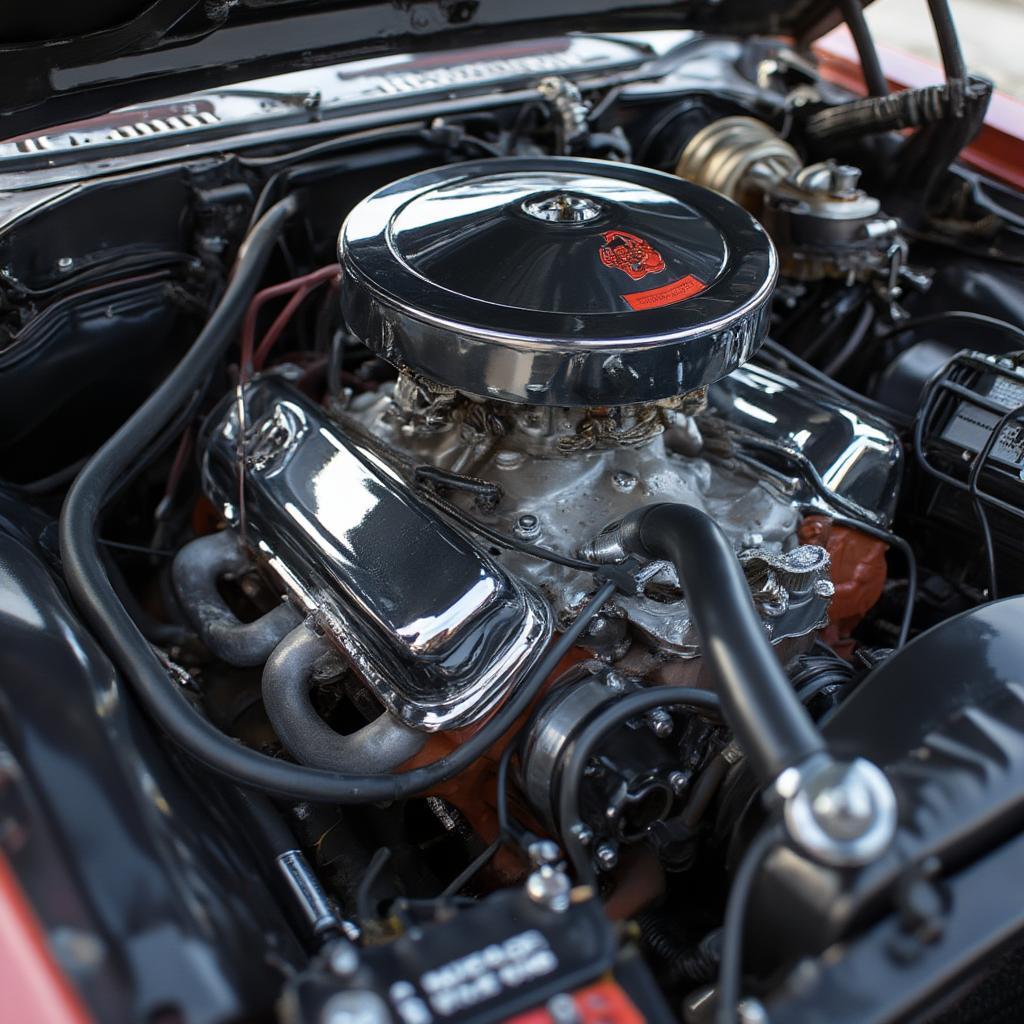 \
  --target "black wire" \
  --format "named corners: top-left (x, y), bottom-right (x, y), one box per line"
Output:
top-left (587, 86), bottom-right (623, 124)
top-left (1, 251), bottom-right (198, 299)
top-left (355, 847), bottom-right (392, 926)
top-left (238, 122), bottom-right (431, 171)
top-left (438, 838), bottom-right (503, 899)
top-left (98, 539), bottom-right (176, 558)
top-left (7, 270), bottom-right (180, 347)
top-left (493, 730), bottom-right (540, 852)
top-left (821, 302), bottom-right (876, 378)
top-left (838, 0), bottom-right (889, 97)
top-left (808, 509), bottom-right (917, 648)
top-left (496, 738), bottom-right (518, 842)
top-left (414, 466), bottom-right (502, 510)
top-left (902, 227), bottom-right (1024, 268)
top-left (759, 339), bottom-right (912, 428)
top-left (243, 119), bottom-right (500, 231)
top-left (875, 310), bottom-right (1024, 347)
top-left (2, 457), bottom-right (88, 495)
top-left (791, 286), bottom-right (860, 363)
top-left (416, 487), bottom-right (604, 574)
top-left (965, 402), bottom-right (1024, 601)
top-left (414, 739), bottom-right (523, 905)
top-left (715, 826), bottom-right (782, 1024)
top-left (736, 435), bottom-right (879, 524)
top-left (926, 0), bottom-right (968, 82)
top-left (244, 124), bottom-right (433, 230)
